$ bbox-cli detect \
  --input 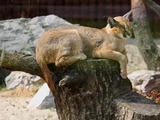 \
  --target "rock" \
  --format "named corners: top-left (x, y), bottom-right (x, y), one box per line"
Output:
top-left (44, 15), bottom-right (71, 26)
top-left (125, 44), bottom-right (147, 73)
top-left (5, 71), bottom-right (42, 89)
top-left (0, 14), bottom-right (72, 55)
top-left (128, 70), bottom-right (160, 93)
top-left (27, 83), bottom-right (55, 109)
